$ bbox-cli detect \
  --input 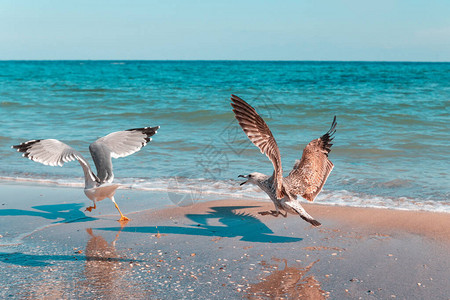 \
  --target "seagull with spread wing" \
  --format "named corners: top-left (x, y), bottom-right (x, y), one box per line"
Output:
top-left (231, 95), bottom-right (336, 226)
top-left (12, 126), bottom-right (159, 221)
